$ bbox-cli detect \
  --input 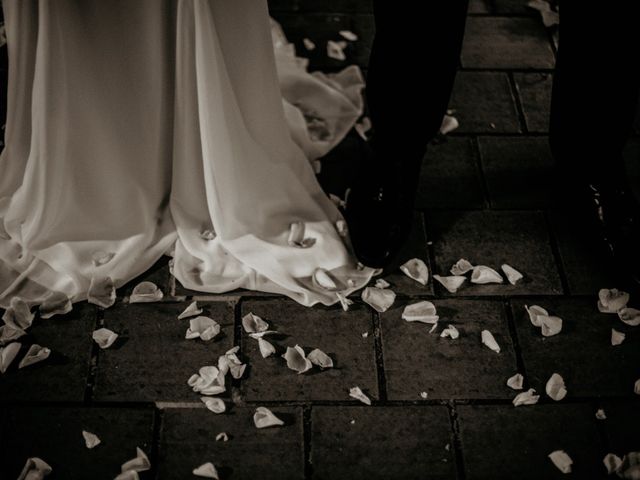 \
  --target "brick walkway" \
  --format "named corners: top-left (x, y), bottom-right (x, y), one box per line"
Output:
top-left (1, 1), bottom-right (640, 479)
